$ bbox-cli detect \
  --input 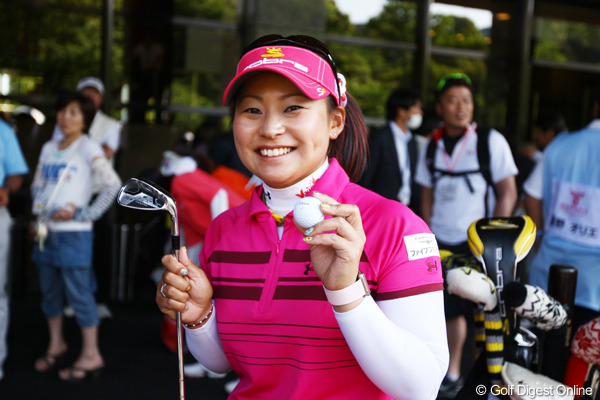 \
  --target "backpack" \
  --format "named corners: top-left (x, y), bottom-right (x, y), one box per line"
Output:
top-left (425, 126), bottom-right (493, 191)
